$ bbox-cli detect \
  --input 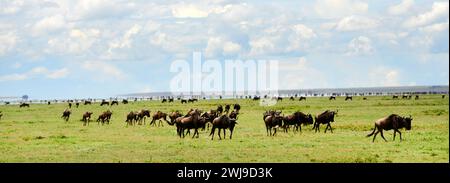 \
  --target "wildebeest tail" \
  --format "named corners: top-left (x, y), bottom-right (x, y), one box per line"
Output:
top-left (366, 124), bottom-right (377, 137)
